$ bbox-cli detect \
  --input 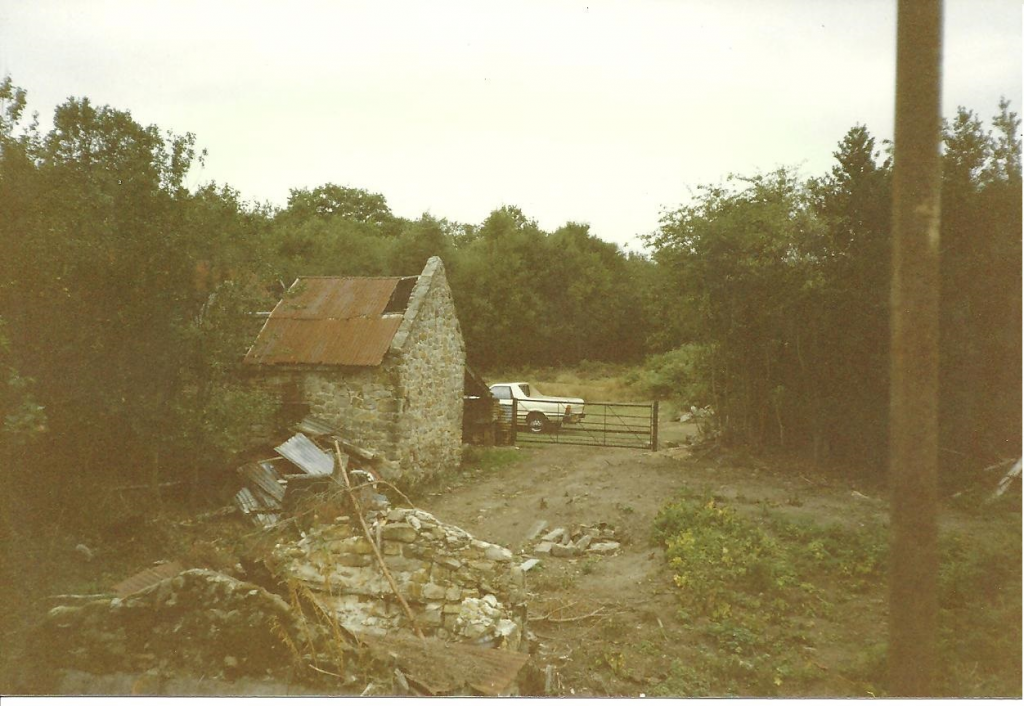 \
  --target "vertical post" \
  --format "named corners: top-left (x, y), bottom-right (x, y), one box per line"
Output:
top-left (651, 401), bottom-right (659, 451)
top-left (889, 0), bottom-right (942, 696)
top-left (510, 398), bottom-right (517, 446)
